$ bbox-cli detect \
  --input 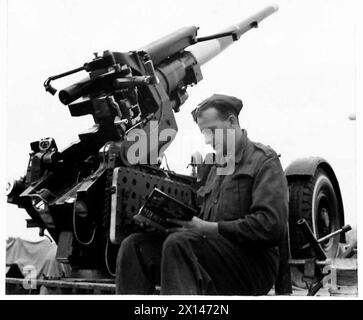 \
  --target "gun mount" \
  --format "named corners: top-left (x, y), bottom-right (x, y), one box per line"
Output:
top-left (7, 7), bottom-right (279, 274)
